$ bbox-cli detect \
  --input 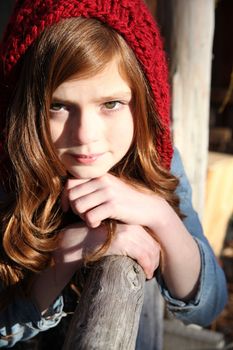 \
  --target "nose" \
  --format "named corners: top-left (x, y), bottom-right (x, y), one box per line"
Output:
top-left (72, 107), bottom-right (101, 145)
